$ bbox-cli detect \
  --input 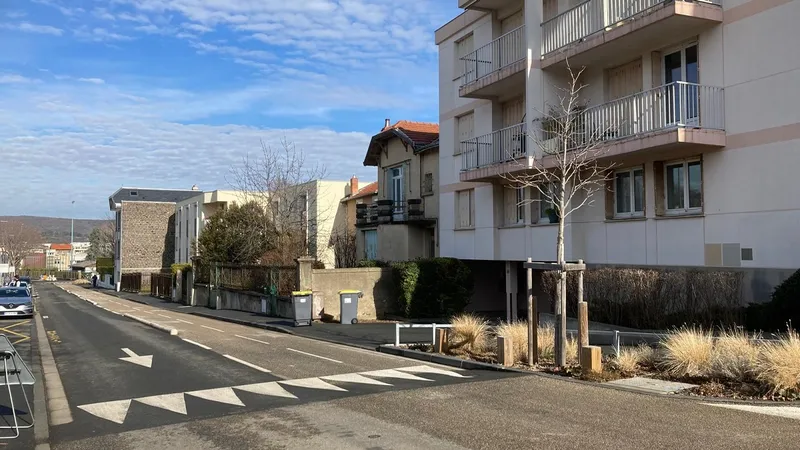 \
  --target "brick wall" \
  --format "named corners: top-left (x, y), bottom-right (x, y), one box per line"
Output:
top-left (120, 201), bottom-right (176, 275)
